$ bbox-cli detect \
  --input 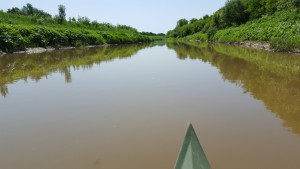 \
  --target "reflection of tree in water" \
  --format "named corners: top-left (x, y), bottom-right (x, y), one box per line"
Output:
top-left (0, 84), bottom-right (8, 97)
top-left (59, 68), bottom-right (72, 83)
top-left (167, 42), bottom-right (300, 135)
top-left (0, 43), bottom-right (153, 97)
